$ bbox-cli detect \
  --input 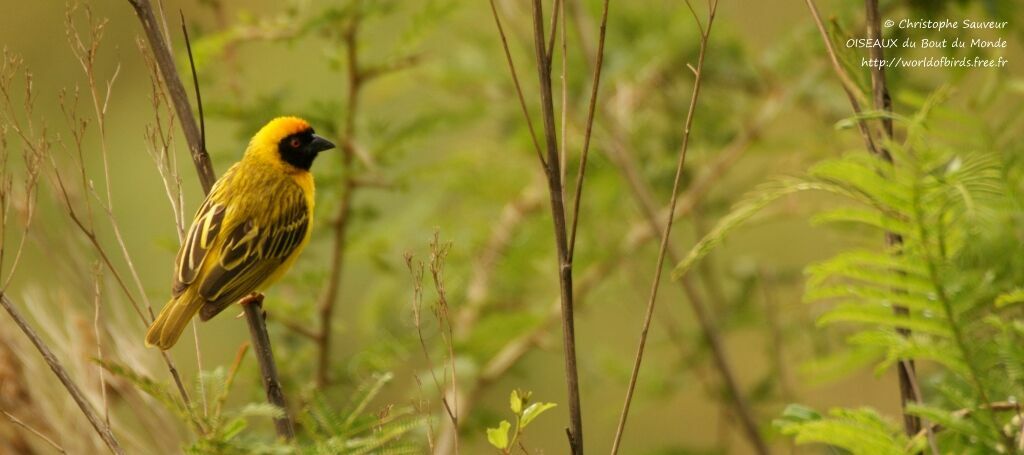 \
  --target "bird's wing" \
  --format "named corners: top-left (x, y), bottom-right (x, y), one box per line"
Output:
top-left (172, 195), bottom-right (228, 298)
top-left (196, 191), bottom-right (309, 320)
